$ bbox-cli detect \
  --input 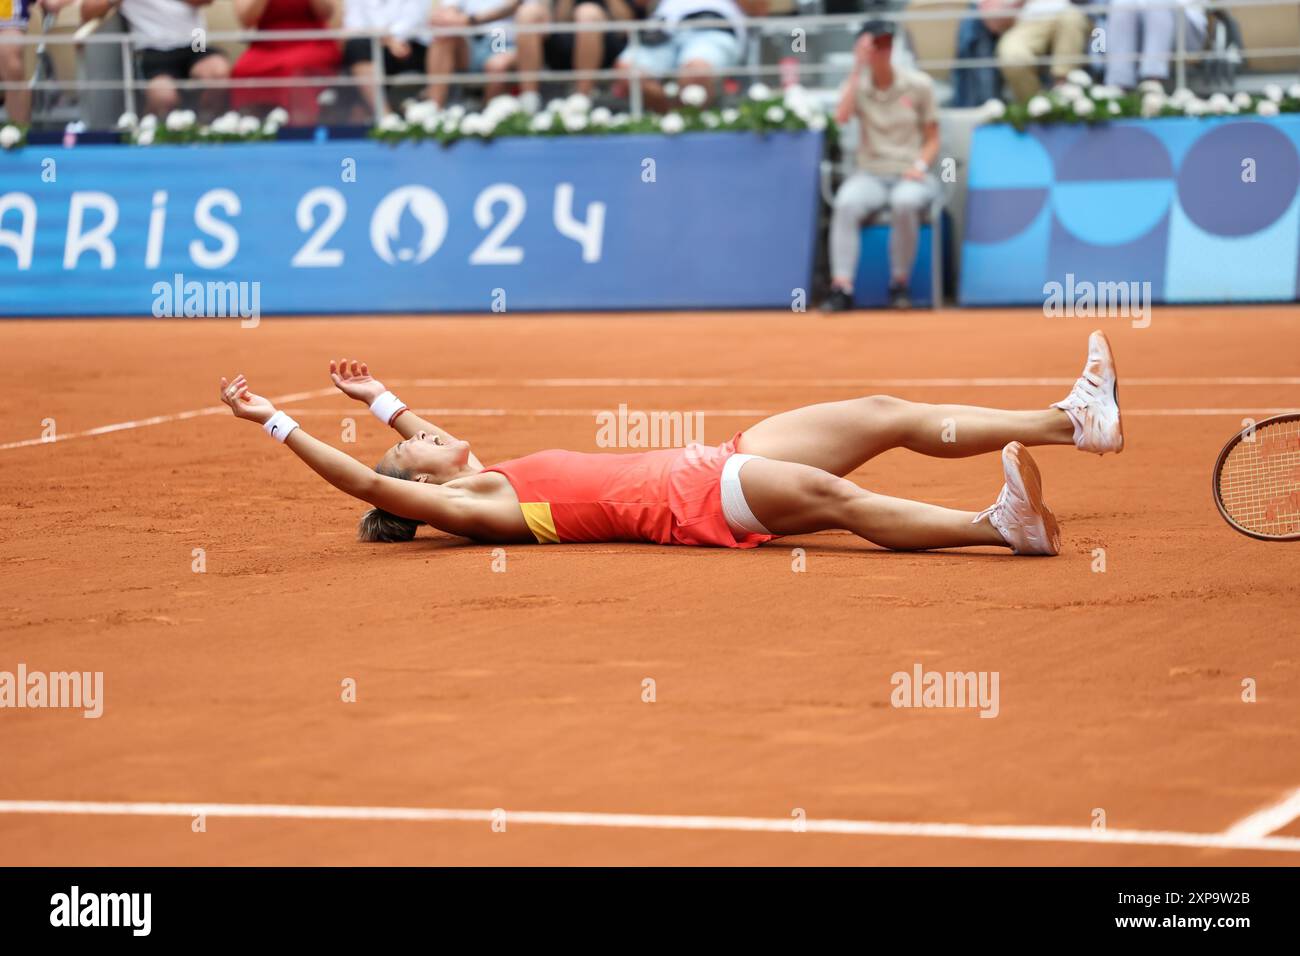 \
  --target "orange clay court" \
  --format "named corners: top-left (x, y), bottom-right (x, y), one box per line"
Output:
top-left (1, 307), bottom-right (1298, 866)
